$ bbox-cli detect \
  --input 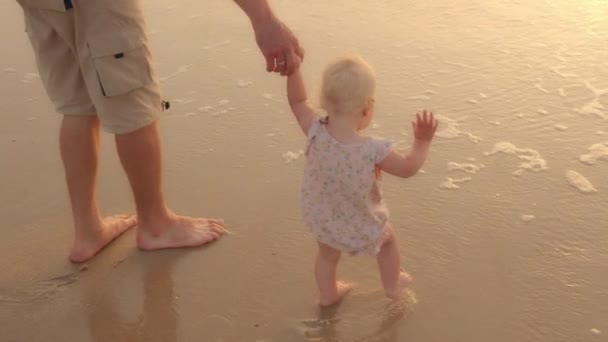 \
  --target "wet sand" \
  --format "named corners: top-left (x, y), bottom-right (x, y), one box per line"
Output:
top-left (1, 0), bottom-right (607, 341)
